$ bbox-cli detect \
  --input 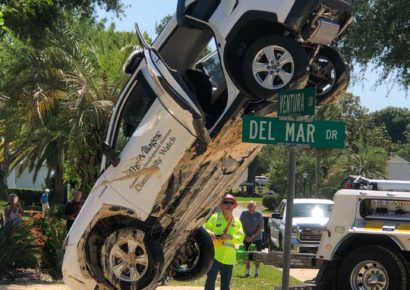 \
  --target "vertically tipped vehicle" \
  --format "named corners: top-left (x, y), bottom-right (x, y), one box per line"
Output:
top-left (62, 1), bottom-right (352, 289)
